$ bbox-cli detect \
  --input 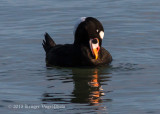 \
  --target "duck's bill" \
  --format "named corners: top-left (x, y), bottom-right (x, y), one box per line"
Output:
top-left (89, 38), bottom-right (100, 60)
